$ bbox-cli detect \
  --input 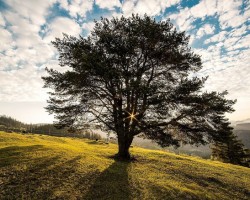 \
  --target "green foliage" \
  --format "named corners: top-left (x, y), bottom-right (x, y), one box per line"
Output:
top-left (43, 14), bottom-right (235, 158)
top-left (1, 131), bottom-right (250, 199)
